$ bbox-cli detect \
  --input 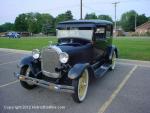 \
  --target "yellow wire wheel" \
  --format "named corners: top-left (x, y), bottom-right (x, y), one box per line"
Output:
top-left (72, 69), bottom-right (89, 103)
top-left (110, 51), bottom-right (116, 70)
